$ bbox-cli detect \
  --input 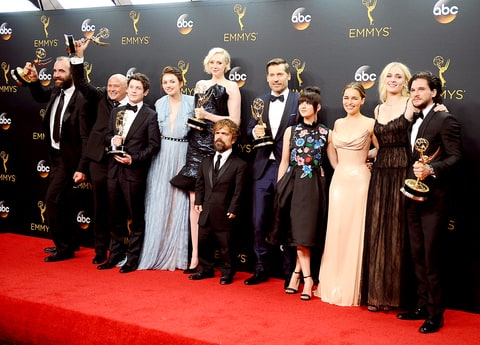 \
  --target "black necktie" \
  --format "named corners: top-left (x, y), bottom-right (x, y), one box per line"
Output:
top-left (53, 90), bottom-right (65, 142)
top-left (270, 94), bottom-right (284, 103)
top-left (126, 103), bottom-right (137, 112)
top-left (214, 154), bottom-right (222, 174)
